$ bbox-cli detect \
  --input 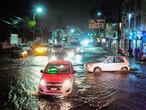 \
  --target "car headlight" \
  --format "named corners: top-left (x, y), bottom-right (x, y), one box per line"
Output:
top-left (77, 47), bottom-right (80, 52)
top-left (35, 48), bottom-right (47, 52)
top-left (42, 48), bottom-right (47, 51)
top-left (40, 80), bottom-right (46, 86)
top-left (35, 48), bottom-right (40, 51)
top-left (62, 79), bottom-right (72, 88)
top-left (22, 51), bottom-right (27, 55)
top-left (86, 63), bottom-right (92, 68)
top-left (52, 49), bottom-right (55, 52)
top-left (80, 49), bottom-right (84, 52)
